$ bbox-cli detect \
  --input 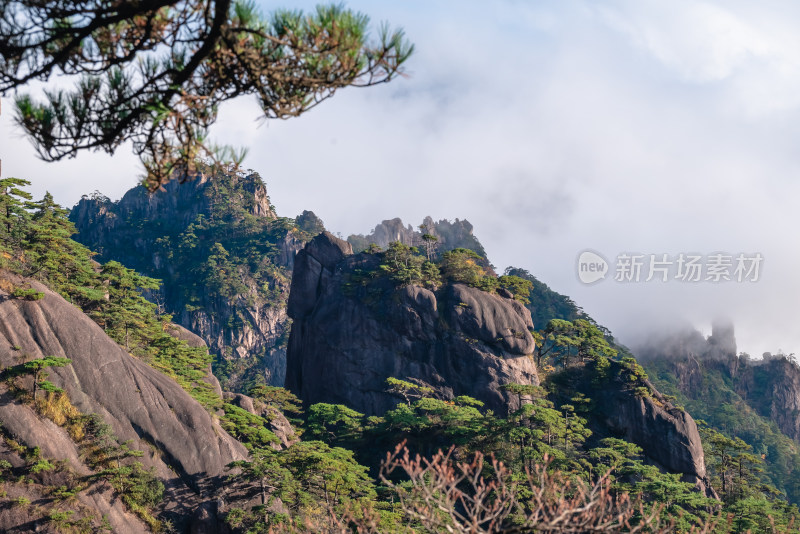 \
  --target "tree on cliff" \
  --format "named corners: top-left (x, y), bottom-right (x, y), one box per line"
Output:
top-left (0, 177), bottom-right (33, 258)
top-left (23, 192), bottom-right (101, 299)
top-left (1, 1), bottom-right (413, 188)
top-left (534, 318), bottom-right (616, 368)
top-left (3, 356), bottom-right (72, 400)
